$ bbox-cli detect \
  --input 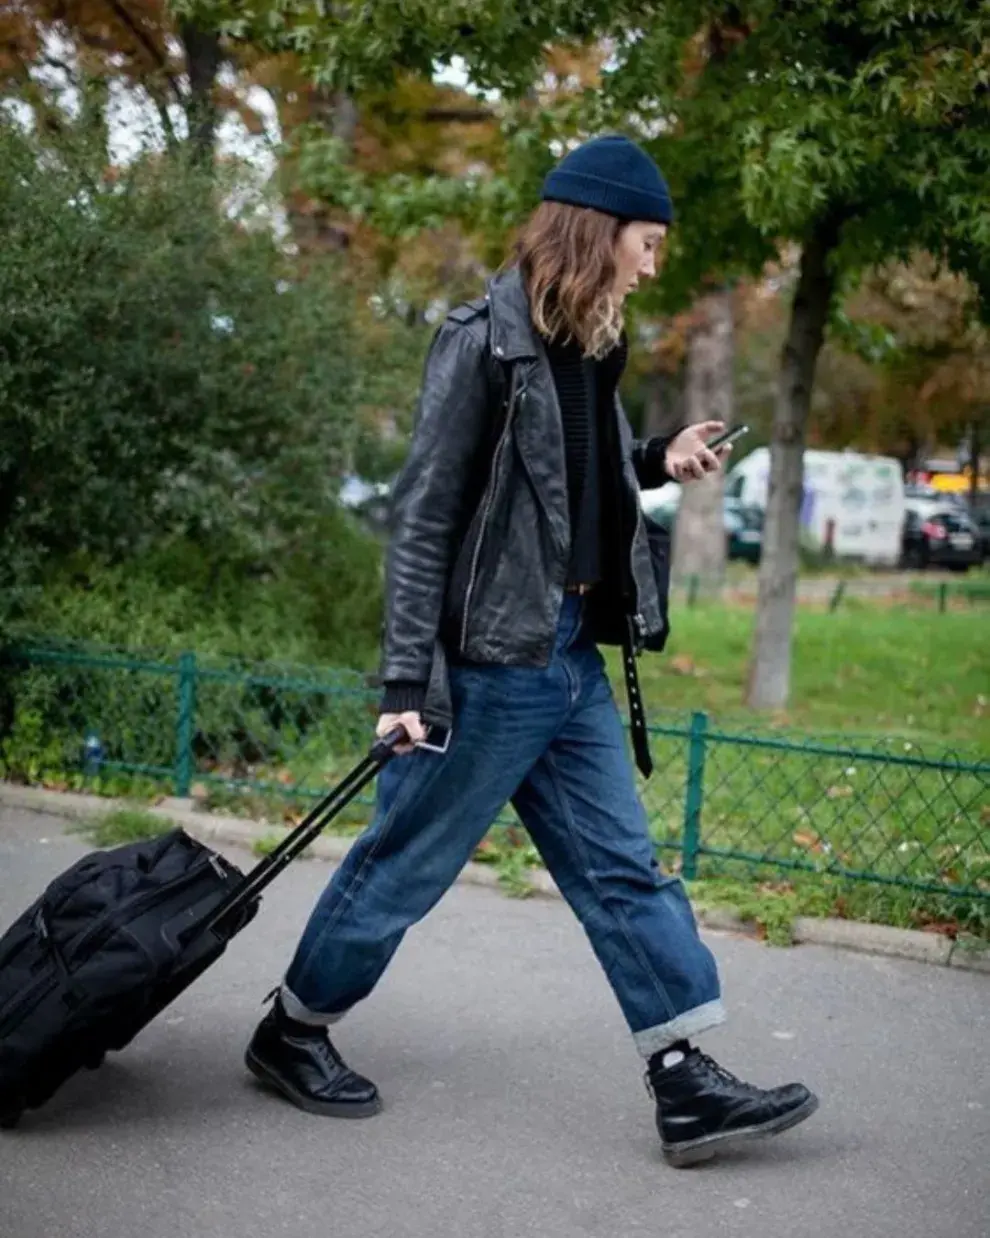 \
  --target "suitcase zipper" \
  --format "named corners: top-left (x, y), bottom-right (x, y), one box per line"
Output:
top-left (0, 852), bottom-right (230, 1037)
top-left (67, 852), bottom-right (226, 965)
top-left (0, 973), bottom-right (58, 1038)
